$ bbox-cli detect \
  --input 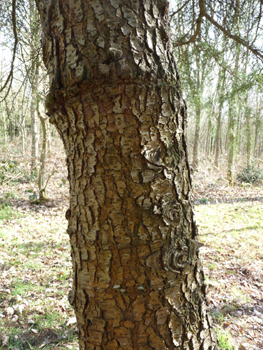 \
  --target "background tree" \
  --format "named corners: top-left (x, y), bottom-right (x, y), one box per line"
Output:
top-left (174, 19), bottom-right (214, 169)
top-left (0, 0), bottom-right (55, 198)
top-left (172, 0), bottom-right (263, 178)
